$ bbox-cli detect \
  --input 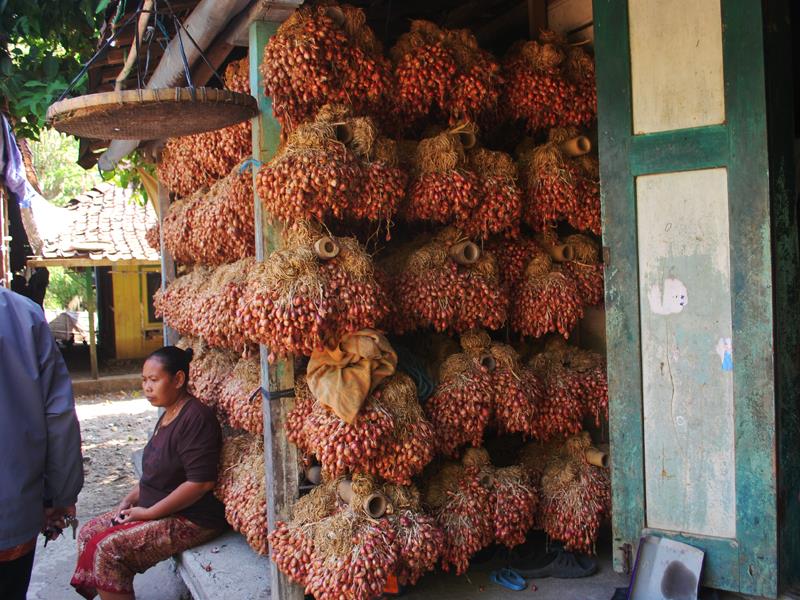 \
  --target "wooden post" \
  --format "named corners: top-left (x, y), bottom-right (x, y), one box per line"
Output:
top-left (157, 180), bottom-right (179, 346)
top-left (249, 20), bottom-right (302, 600)
top-left (527, 0), bottom-right (547, 39)
top-left (87, 271), bottom-right (99, 380)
